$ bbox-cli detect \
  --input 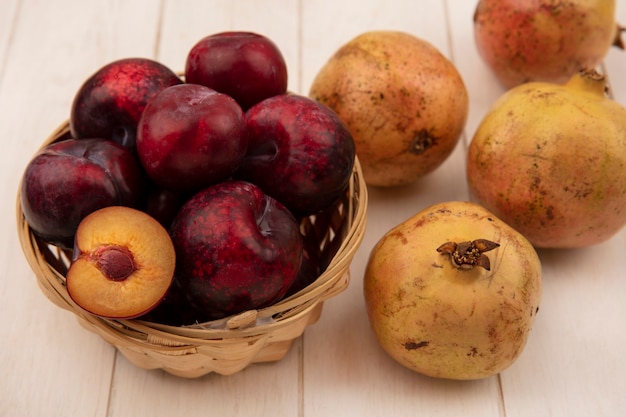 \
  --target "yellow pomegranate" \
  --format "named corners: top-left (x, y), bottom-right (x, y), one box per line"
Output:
top-left (467, 69), bottom-right (626, 248)
top-left (364, 201), bottom-right (542, 380)
top-left (309, 31), bottom-right (468, 187)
